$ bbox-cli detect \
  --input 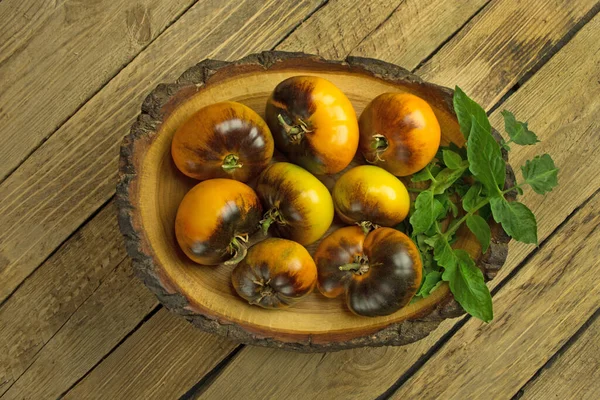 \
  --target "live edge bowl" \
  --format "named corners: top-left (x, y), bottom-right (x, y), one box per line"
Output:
top-left (116, 51), bottom-right (513, 352)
